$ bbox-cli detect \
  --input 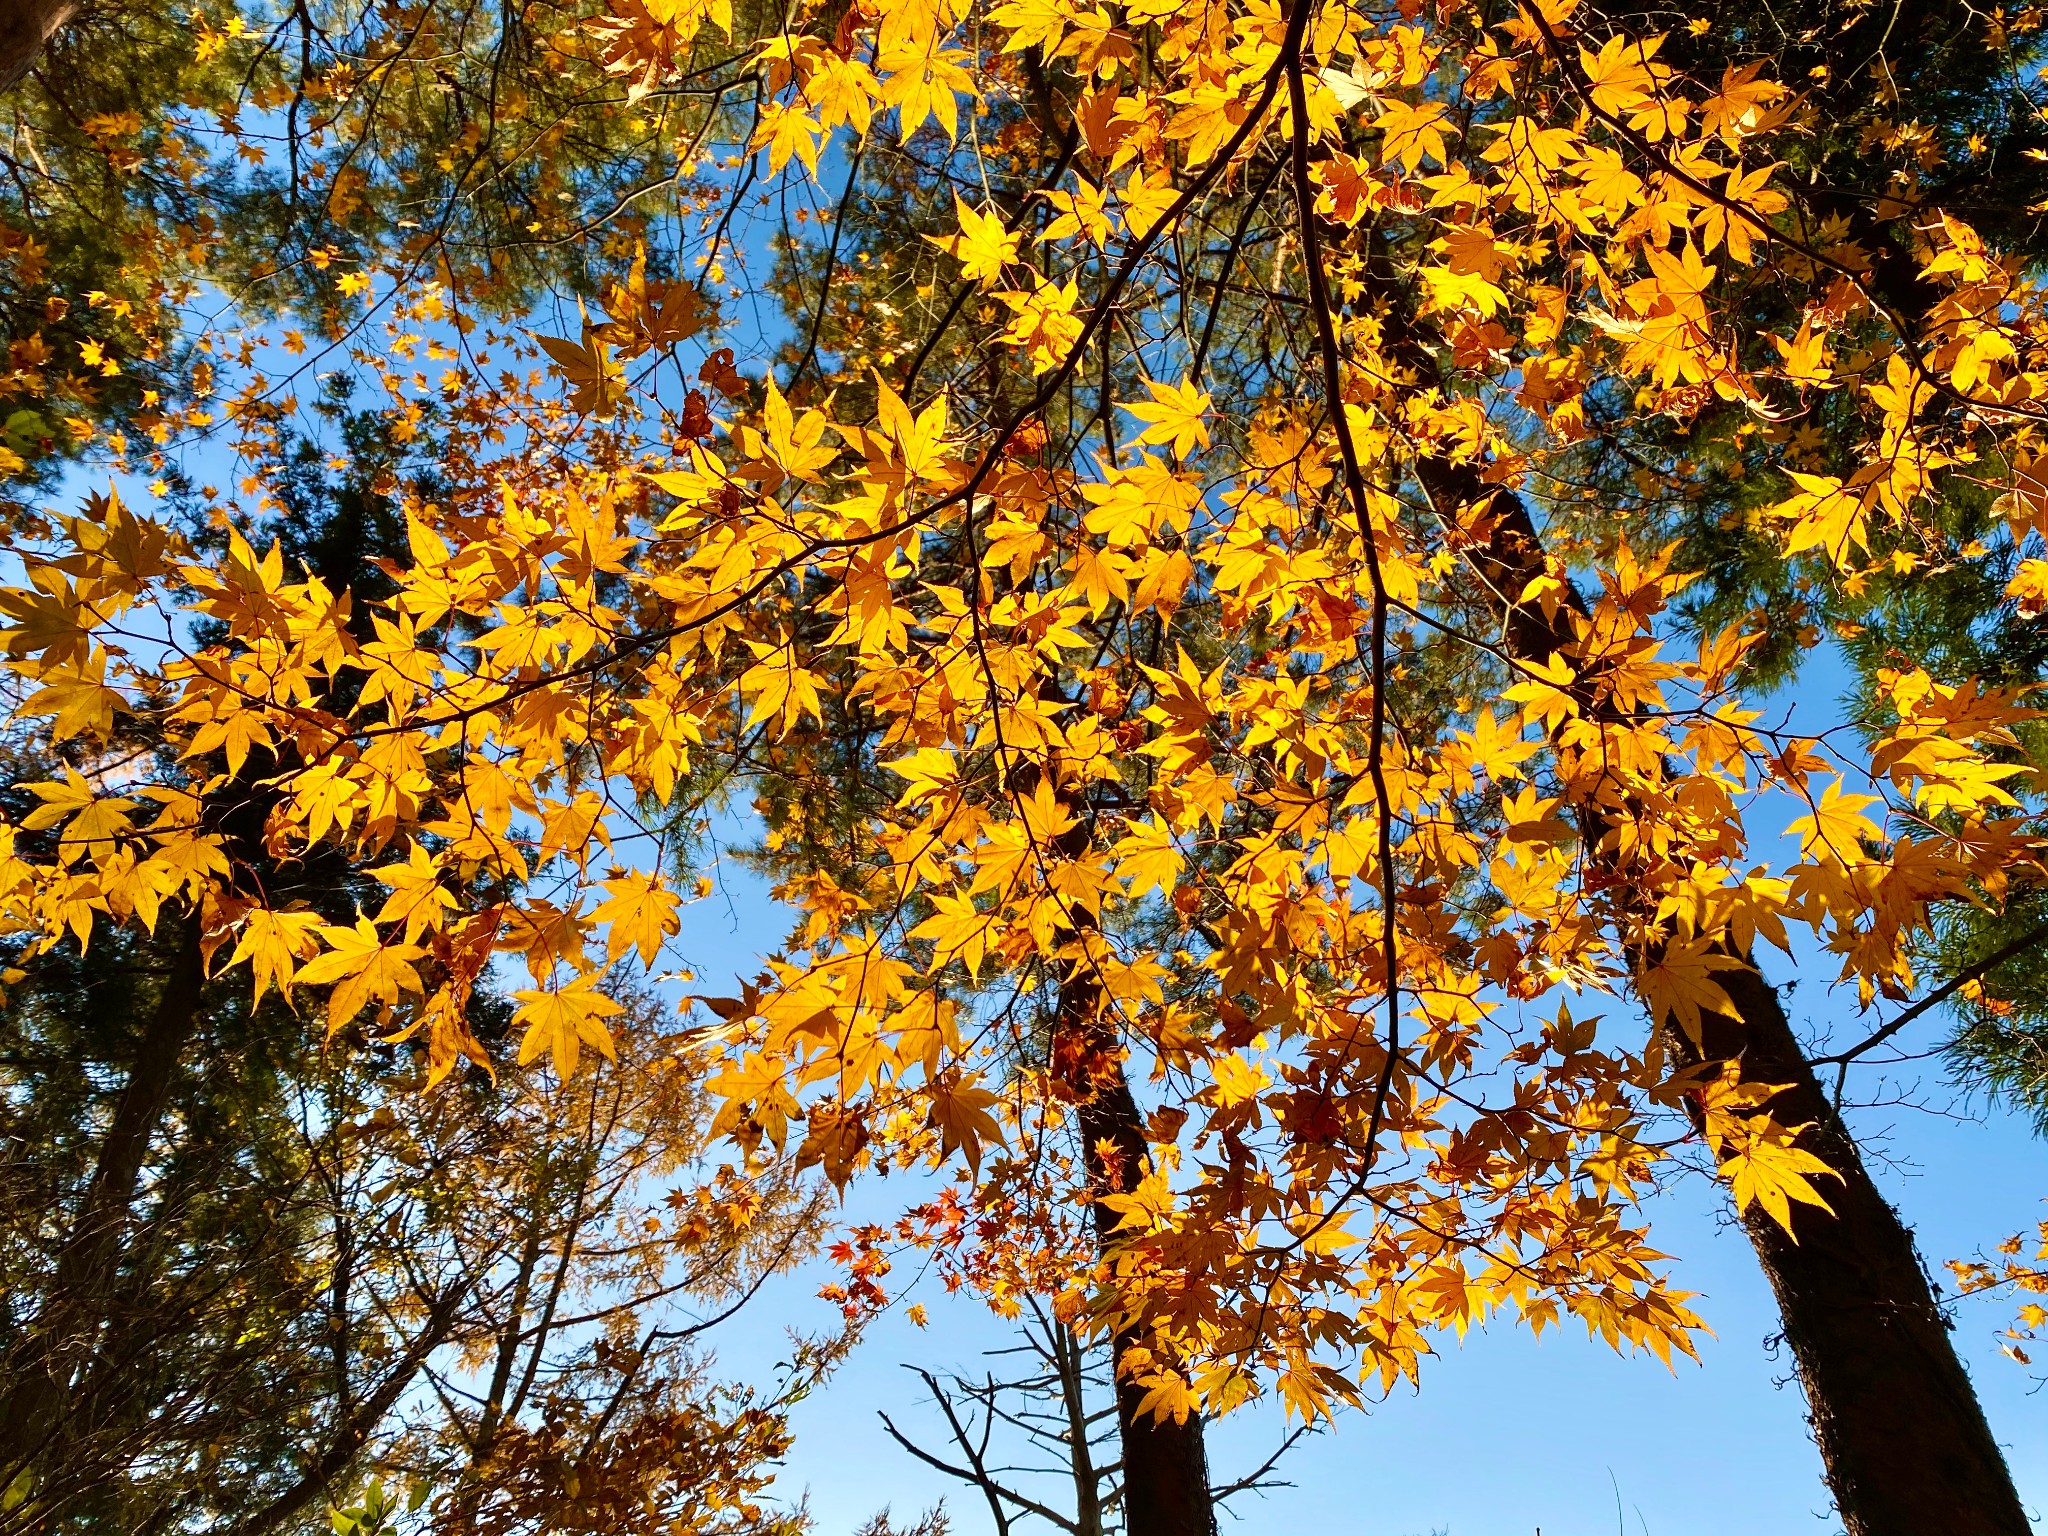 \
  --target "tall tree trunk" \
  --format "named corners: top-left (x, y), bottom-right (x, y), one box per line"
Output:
top-left (1293, 158), bottom-right (2028, 1520)
top-left (1041, 756), bottom-right (1215, 1536)
top-left (1059, 988), bottom-right (1215, 1536)
top-left (1714, 965), bottom-right (2023, 1531)
top-left (1457, 483), bottom-right (2030, 1535)
top-left (0, 0), bottom-right (78, 94)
